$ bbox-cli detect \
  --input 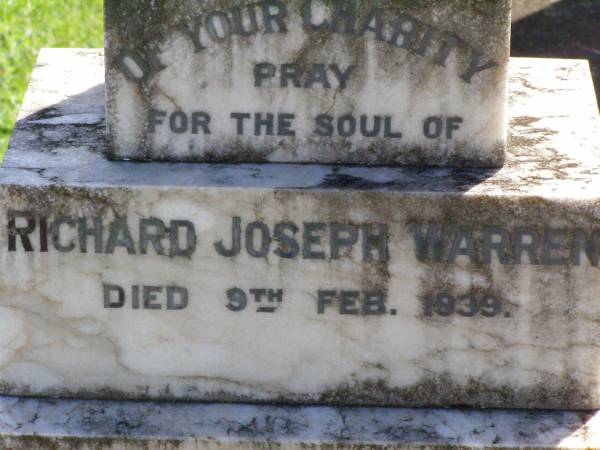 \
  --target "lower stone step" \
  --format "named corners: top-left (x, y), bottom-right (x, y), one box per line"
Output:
top-left (0, 396), bottom-right (596, 449)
